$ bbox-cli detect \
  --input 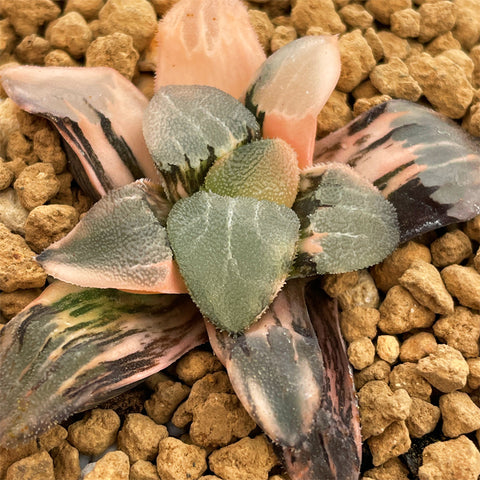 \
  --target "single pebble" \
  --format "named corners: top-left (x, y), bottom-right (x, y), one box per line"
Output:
top-left (339, 4), bottom-right (373, 31)
top-left (430, 230), bottom-right (472, 267)
top-left (50, 440), bottom-right (81, 480)
top-left (67, 408), bottom-right (120, 457)
top-left (441, 265), bottom-right (480, 310)
top-left (406, 397), bottom-right (440, 438)
top-left (376, 31), bottom-right (410, 60)
top-left (433, 306), bottom-right (480, 358)
top-left (367, 420), bottom-right (411, 466)
top-left (353, 94), bottom-right (392, 116)
top-left (418, 435), bottom-right (480, 480)
top-left (316, 90), bottom-right (353, 138)
top-left (14, 34), bottom-right (51, 65)
top-left (86, 32), bottom-right (139, 80)
top-left (46, 11), bottom-right (92, 58)
top-left (364, 27), bottom-right (384, 62)
top-left (337, 30), bottom-right (376, 93)
top-left (208, 435), bottom-right (278, 480)
top-left (97, 0), bottom-right (157, 52)
top-left (464, 214), bottom-right (480, 242)
top-left (84, 451), bottom-right (129, 480)
top-left (5, 450), bottom-right (54, 480)
top-left (440, 391), bottom-right (480, 437)
top-left (340, 306), bottom-right (379, 342)
top-left (144, 379), bottom-right (190, 424)
top-left (348, 337), bottom-right (376, 370)
top-left (399, 332), bottom-right (437, 363)
top-left (14, 163), bottom-right (60, 211)
top-left (376, 335), bottom-right (400, 364)
top-left (439, 50), bottom-right (475, 84)
top-left (363, 458), bottom-right (409, 480)
top-left (390, 8), bottom-right (421, 38)
top-left (25, 204), bottom-right (79, 253)
top-left (175, 350), bottom-right (223, 386)
top-left (357, 380), bottom-right (411, 440)
top-left (416, 344), bottom-right (469, 393)
top-left (337, 270), bottom-right (380, 310)
top-left (452, 0), bottom-right (480, 50)
top-left (189, 393), bottom-right (256, 448)
top-left (320, 271), bottom-right (359, 298)
top-left (418, 1), bottom-right (457, 43)
top-left (354, 359), bottom-right (391, 390)
top-left (64, 0), bottom-right (104, 20)
top-left (44, 49), bottom-right (78, 67)
top-left (425, 31), bottom-right (461, 55)
top-left (0, 223), bottom-right (46, 292)
top-left (156, 437), bottom-right (207, 480)
top-left (390, 362), bottom-right (432, 401)
top-left (399, 260), bottom-right (454, 315)
top-left (467, 358), bottom-right (480, 390)
top-left (33, 127), bottom-right (67, 174)
top-left (0, 162), bottom-right (15, 190)
top-left (291, 0), bottom-right (346, 36)
top-left (130, 460), bottom-right (160, 480)
top-left (378, 285), bottom-right (435, 334)
top-left (270, 25), bottom-right (297, 52)
top-left (38, 425), bottom-right (67, 452)
top-left (364, 0), bottom-right (411, 25)
top-left (371, 240), bottom-right (431, 292)
top-left (117, 413), bottom-right (168, 463)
